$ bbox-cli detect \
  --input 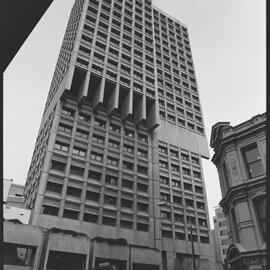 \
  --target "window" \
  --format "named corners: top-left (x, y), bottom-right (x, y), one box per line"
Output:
top-left (198, 218), bottom-right (207, 227)
top-left (123, 161), bottom-right (133, 170)
top-left (197, 202), bottom-right (205, 210)
top-left (137, 223), bottom-right (149, 231)
top-left (137, 149), bottom-right (147, 158)
top-left (161, 211), bottom-right (171, 219)
top-left (121, 199), bottom-right (133, 208)
top-left (182, 168), bottom-right (191, 176)
top-left (138, 165), bottom-right (147, 175)
top-left (76, 129), bottom-right (89, 139)
top-left (184, 182), bottom-right (192, 191)
top-left (54, 141), bottom-right (69, 152)
top-left (200, 236), bottom-right (209, 243)
top-left (185, 199), bottom-right (194, 207)
top-left (70, 165), bottom-right (84, 176)
top-left (174, 214), bottom-right (184, 223)
top-left (72, 147), bottom-right (86, 157)
top-left (137, 183), bottom-right (148, 192)
top-left (109, 123), bottom-right (121, 133)
top-left (51, 160), bottom-right (66, 172)
top-left (104, 195), bottom-right (117, 205)
top-left (193, 171), bottom-right (201, 179)
top-left (107, 156), bottom-right (119, 166)
top-left (88, 170), bottom-right (101, 181)
top-left (160, 176), bottom-right (169, 185)
top-left (181, 153), bottom-right (189, 162)
top-left (170, 150), bottom-right (179, 158)
top-left (78, 112), bottom-right (90, 122)
top-left (192, 157), bottom-right (199, 165)
top-left (105, 175), bottom-right (118, 185)
top-left (102, 216), bottom-right (116, 226)
top-left (62, 107), bottom-right (74, 117)
top-left (83, 213), bottom-right (98, 223)
top-left (138, 133), bottom-right (147, 142)
top-left (108, 139), bottom-right (120, 149)
top-left (63, 209), bottom-right (79, 220)
top-left (171, 164), bottom-right (180, 173)
top-left (122, 179), bottom-right (133, 189)
top-left (123, 144), bottom-right (134, 153)
top-left (195, 186), bottom-right (203, 194)
top-left (159, 145), bottom-right (167, 154)
top-left (94, 118), bottom-right (106, 128)
top-left (58, 123), bottom-right (72, 134)
top-left (90, 152), bottom-right (103, 162)
top-left (46, 251), bottom-right (86, 270)
top-left (66, 186), bottom-right (81, 198)
top-left (175, 232), bottom-right (186, 240)
top-left (242, 143), bottom-right (264, 178)
top-left (92, 134), bottom-right (105, 144)
top-left (253, 196), bottom-right (266, 241)
top-left (46, 181), bottom-right (62, 193)
top-left (160, 193), bottom-right (170, 201)
top-left (4, 243), bottom-right (36, 266)
top-left (172, 180), bottom-right (181, 187)
top-left (120, 220), bottom-right (133, 229)
top-left (42, 205), bottom-right (59, 216)
top-left (159, 160), bottom-right (168, 169)
top-left (173, 196), bottom-right (182, 205)
top-left (137, 202), bottom-right (148, 212)
top-left (86, 191), bottom-right (100, 202)
top-left (124, 128), bottom-right (134, 137)
top-left (162, 230), bottom-right (173, 238)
